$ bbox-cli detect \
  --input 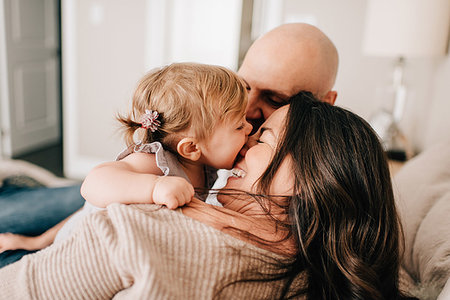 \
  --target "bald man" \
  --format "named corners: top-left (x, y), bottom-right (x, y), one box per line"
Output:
top-left (239, 23), bottom-right (339, 131)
